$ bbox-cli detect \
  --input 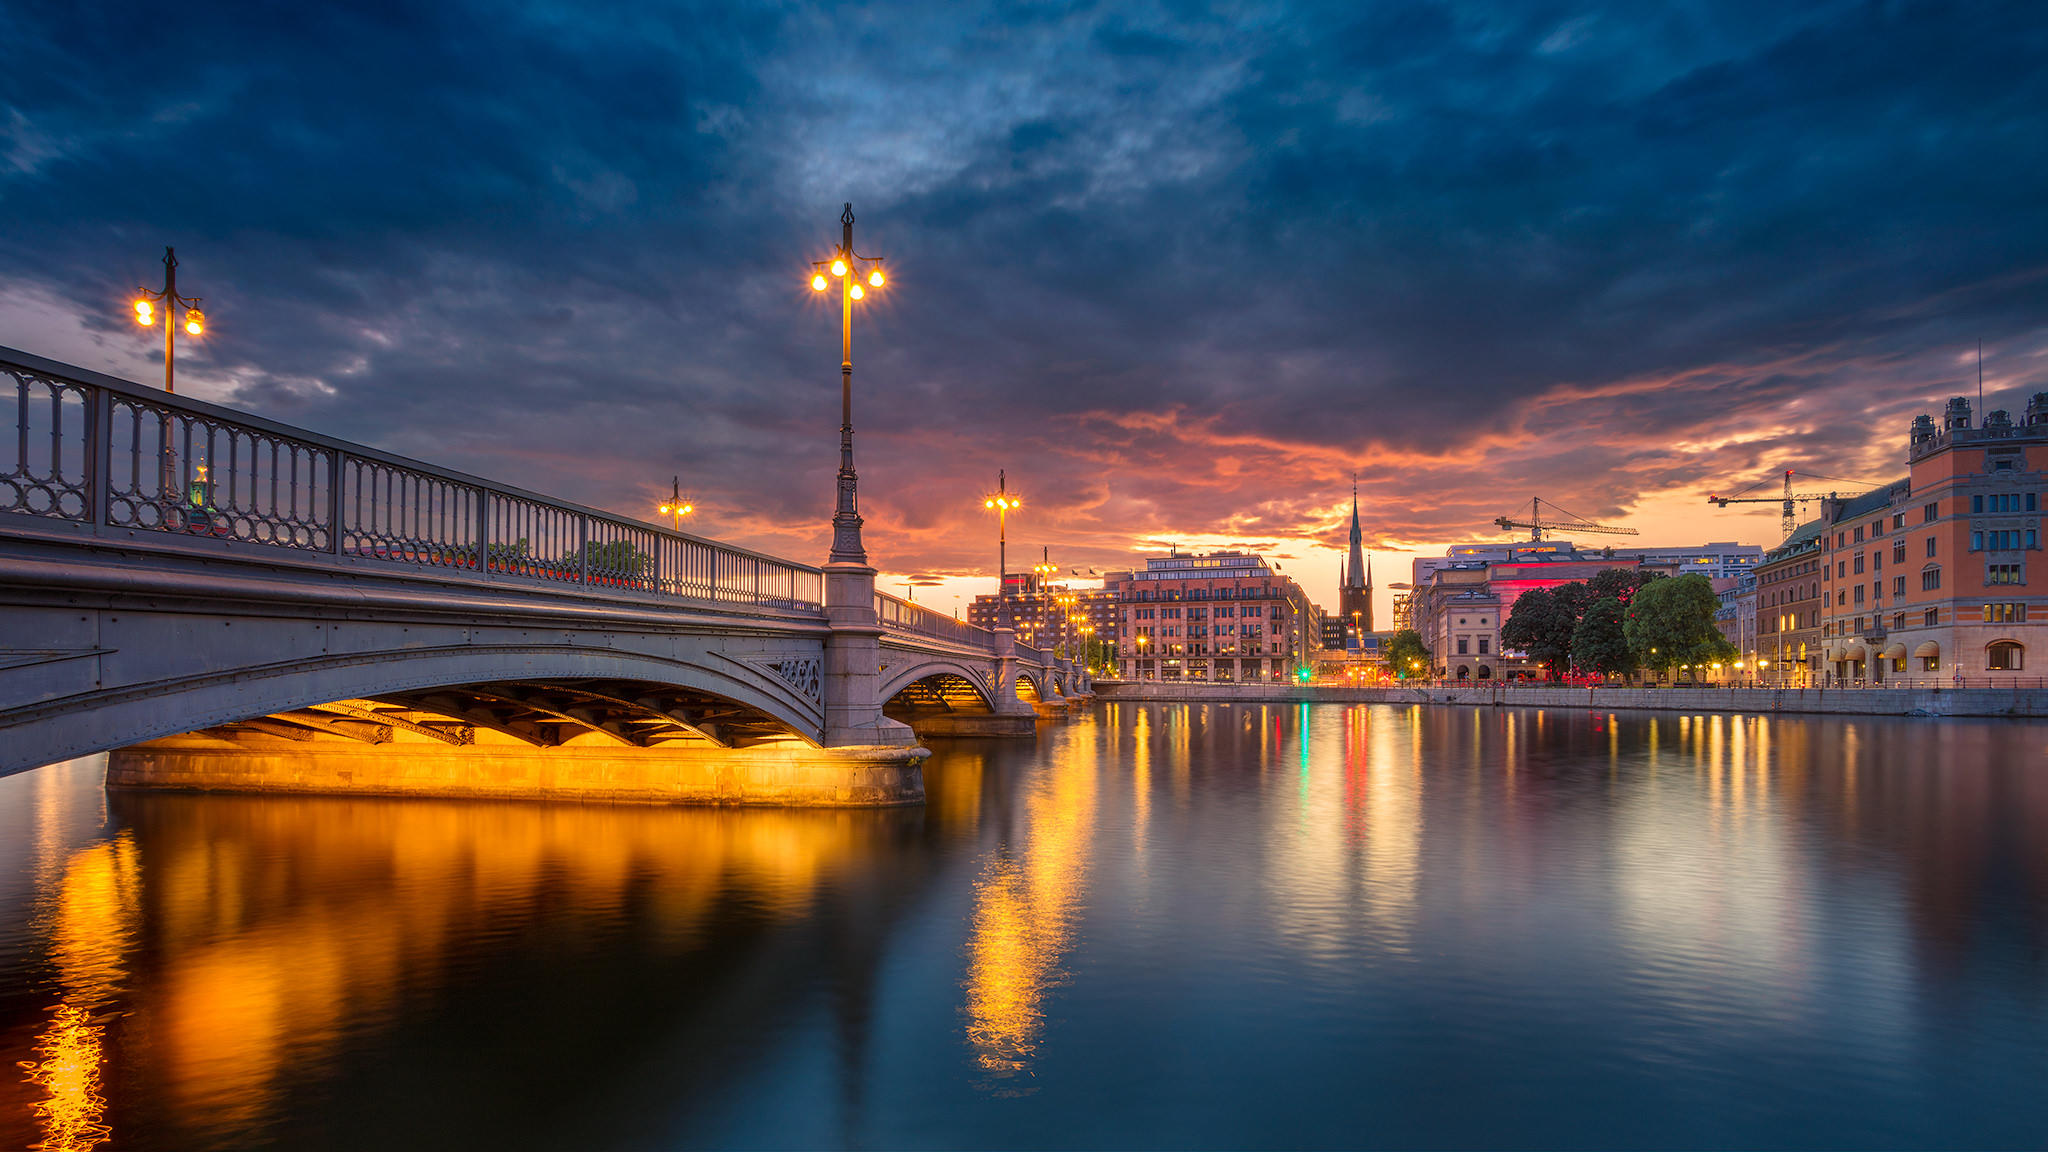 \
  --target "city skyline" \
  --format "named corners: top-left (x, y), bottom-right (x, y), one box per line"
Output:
top-left (4, 2), bottom-right (2045, 624)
